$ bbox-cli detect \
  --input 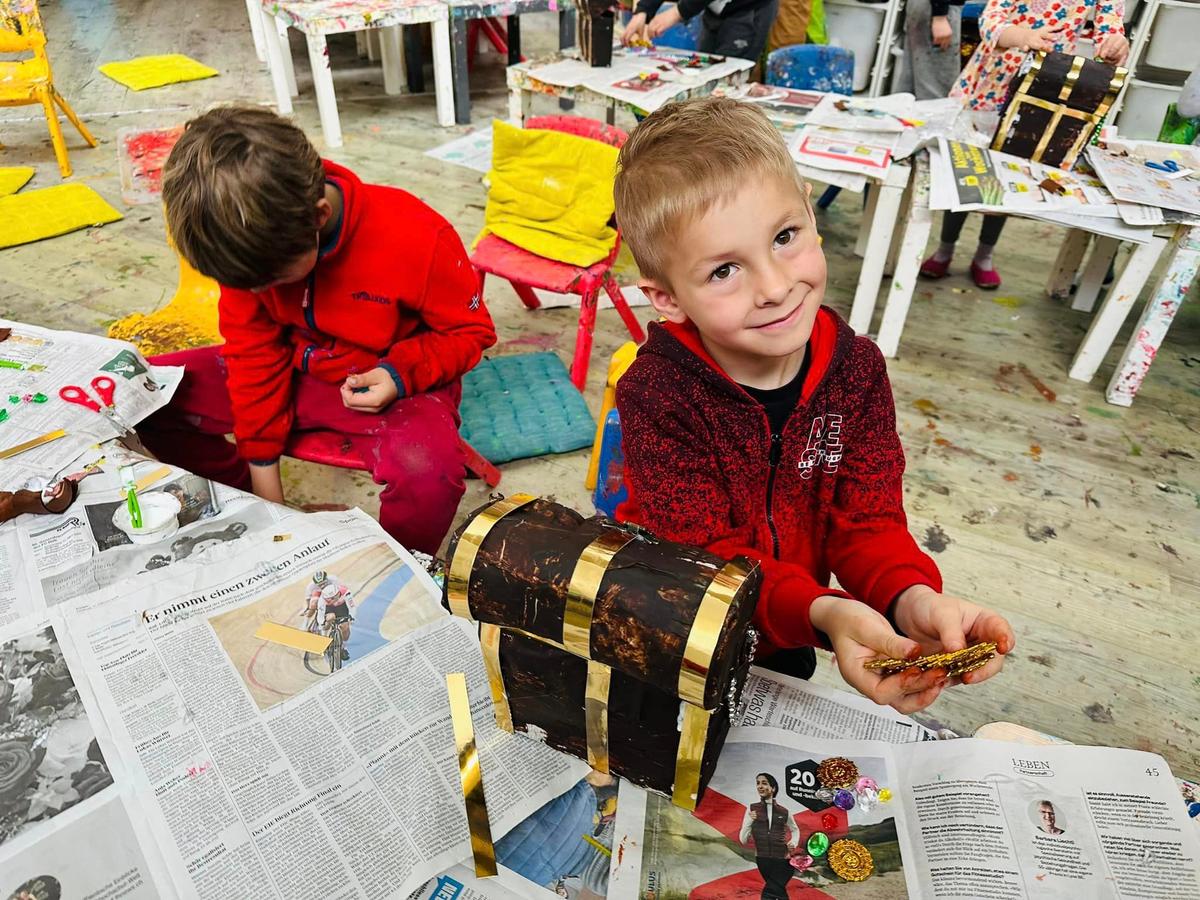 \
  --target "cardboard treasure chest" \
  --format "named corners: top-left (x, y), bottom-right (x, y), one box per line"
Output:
top-left (992, 50), bottom-right (1127, 170)
top-left (444, 494), bottom-right (761, 809)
